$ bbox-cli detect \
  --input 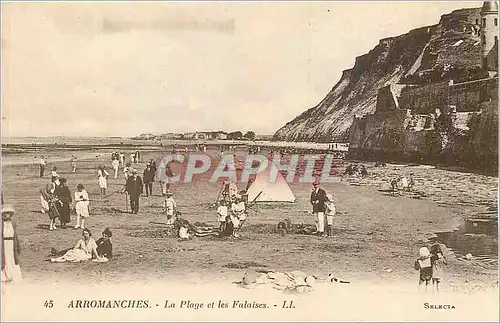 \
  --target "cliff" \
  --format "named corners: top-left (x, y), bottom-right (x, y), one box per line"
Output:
top-left (273, 8), bottom-right (484, 142)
